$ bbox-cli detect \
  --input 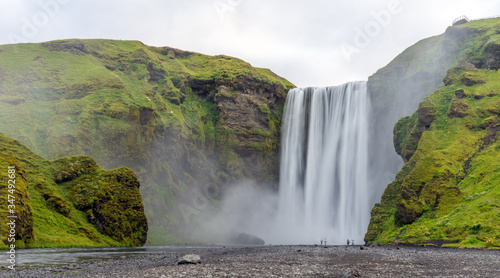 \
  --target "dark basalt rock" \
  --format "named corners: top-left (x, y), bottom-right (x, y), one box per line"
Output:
top-left (454, 89), bottom-right (466, 99)
top-left (234, 233), bottom-right (265, 245)
top-left (449, 99), bottom-right (470, 118)
top-left (484, 40), bottom-right (500, 70)
top-left (417, 100), bottom-right (436, 128)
